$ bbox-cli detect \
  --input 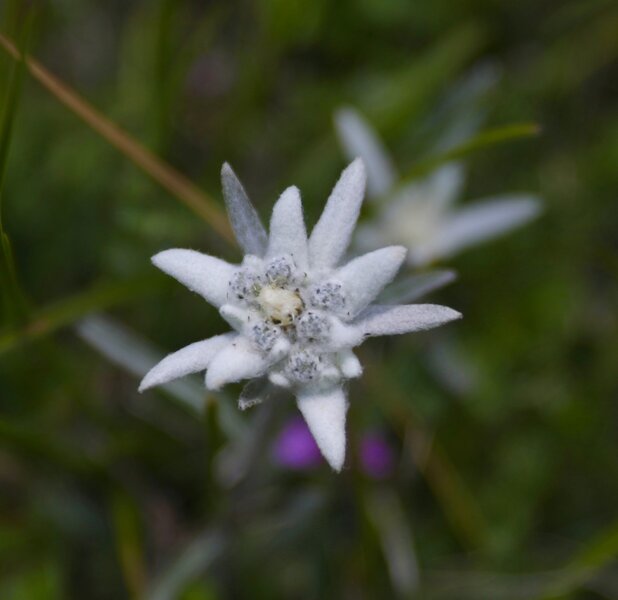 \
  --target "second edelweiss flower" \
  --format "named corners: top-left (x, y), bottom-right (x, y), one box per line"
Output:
top-left (139, 159), bottom-right (461, 471)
